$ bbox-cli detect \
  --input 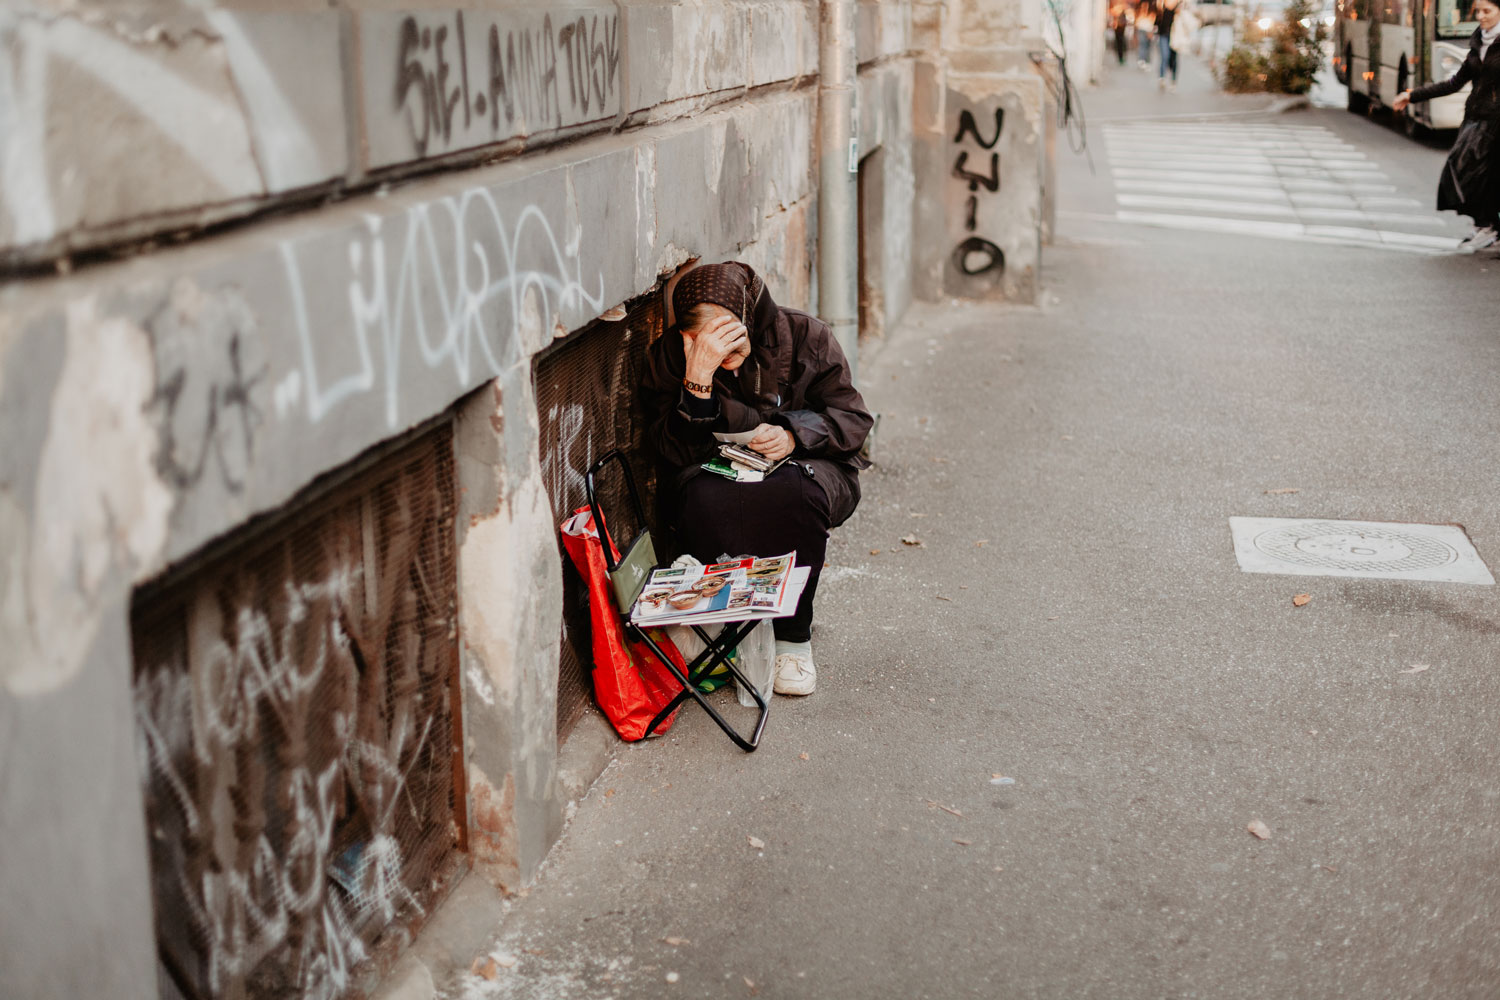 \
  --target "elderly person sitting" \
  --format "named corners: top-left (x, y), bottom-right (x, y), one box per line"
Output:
top-left (641, 262), bottom-right (871, 696)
